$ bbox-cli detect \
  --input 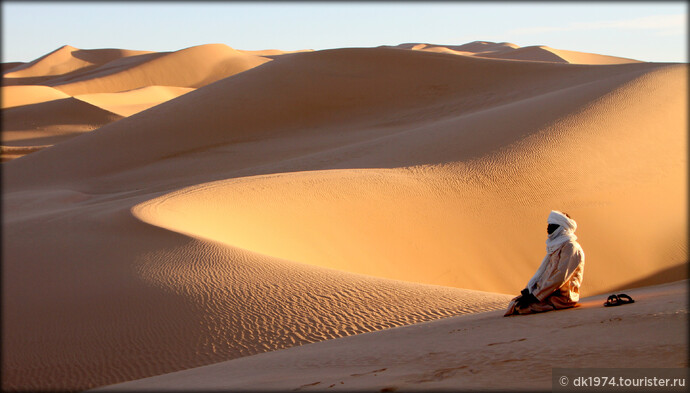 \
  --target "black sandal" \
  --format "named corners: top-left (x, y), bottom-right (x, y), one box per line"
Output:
top-left (617, 293), bottom-right (635, 305)
top-left (604, 293), bottom-right (635, 307)
top-left (604, 294), bottom-right (619, 307)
